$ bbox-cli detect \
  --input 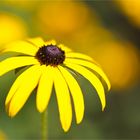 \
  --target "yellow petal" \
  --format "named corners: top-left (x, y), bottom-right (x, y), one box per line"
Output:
top-left (0, 56), bottom-right (39, 76)
top-left (66, 52), bottom-right (94, 61)
top-left (65, 58), bottom-right (111, 90)
top-left (27, 37), bottom-right (45, 47)
top-left (44, 40), bottom-right (71, 52)
top-left (7, 65), bottom-right (41, 117)
top-left (5, 64), bottom-right (39, 105)
top-left (65, 63), bottom-right (106, 110)
top-left (1, 40), bottom-right (38, 56)
top-left (58, 44), bottom-right (72, 52)
top-left (37, 65), bottom-right (53, 112)
top-left (45, 40), bottom-right (56, 46)
top-left (53, 67), bottom-right (72, 132)
top-left (58, 66), bottom-right (84, 124)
